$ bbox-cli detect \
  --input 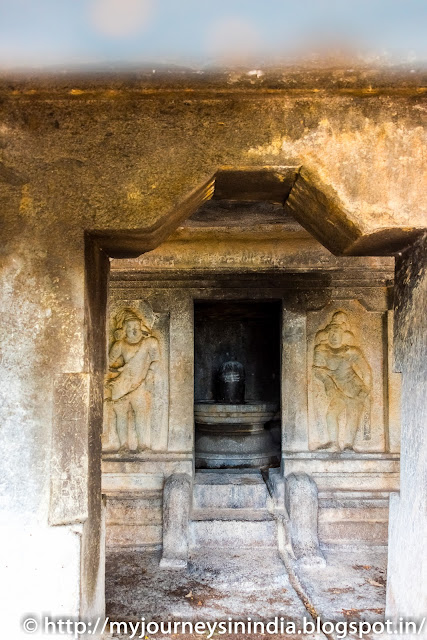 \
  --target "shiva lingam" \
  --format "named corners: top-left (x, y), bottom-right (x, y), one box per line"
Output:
top-left (195, 360), bottom-right (280, 469)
